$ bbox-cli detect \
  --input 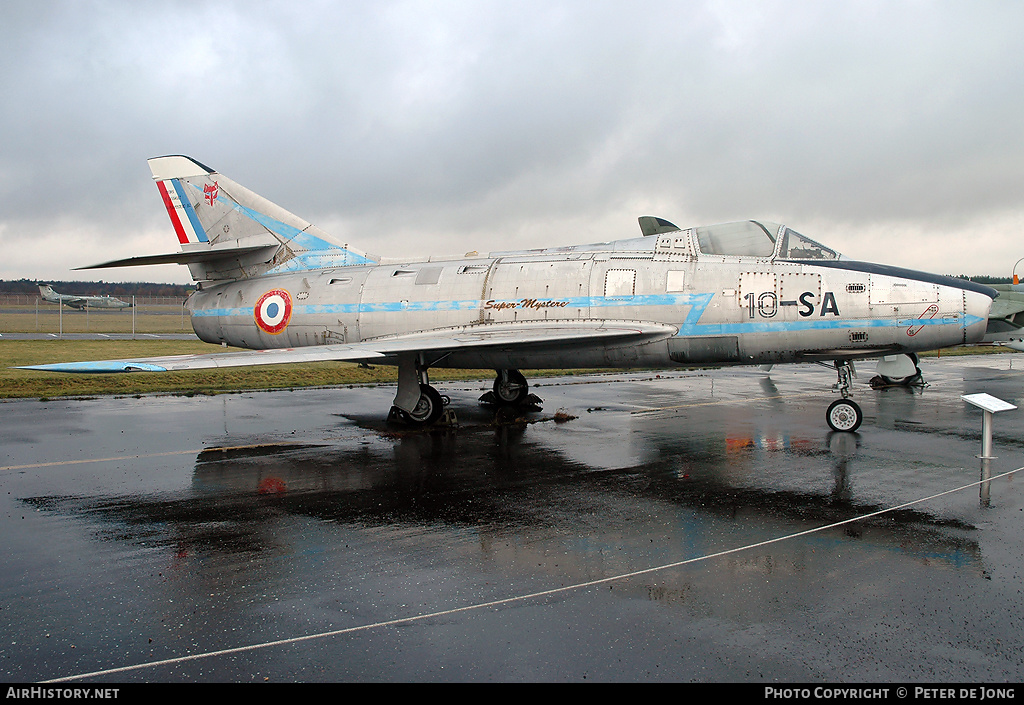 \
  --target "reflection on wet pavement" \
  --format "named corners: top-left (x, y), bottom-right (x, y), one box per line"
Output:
top-left (1, 358), bottom-right (1022, 681)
